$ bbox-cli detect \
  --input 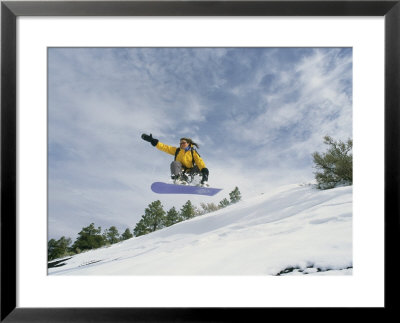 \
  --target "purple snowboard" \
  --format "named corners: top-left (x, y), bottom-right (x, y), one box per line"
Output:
top-left (151, 182), bottom-right (222, 196)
